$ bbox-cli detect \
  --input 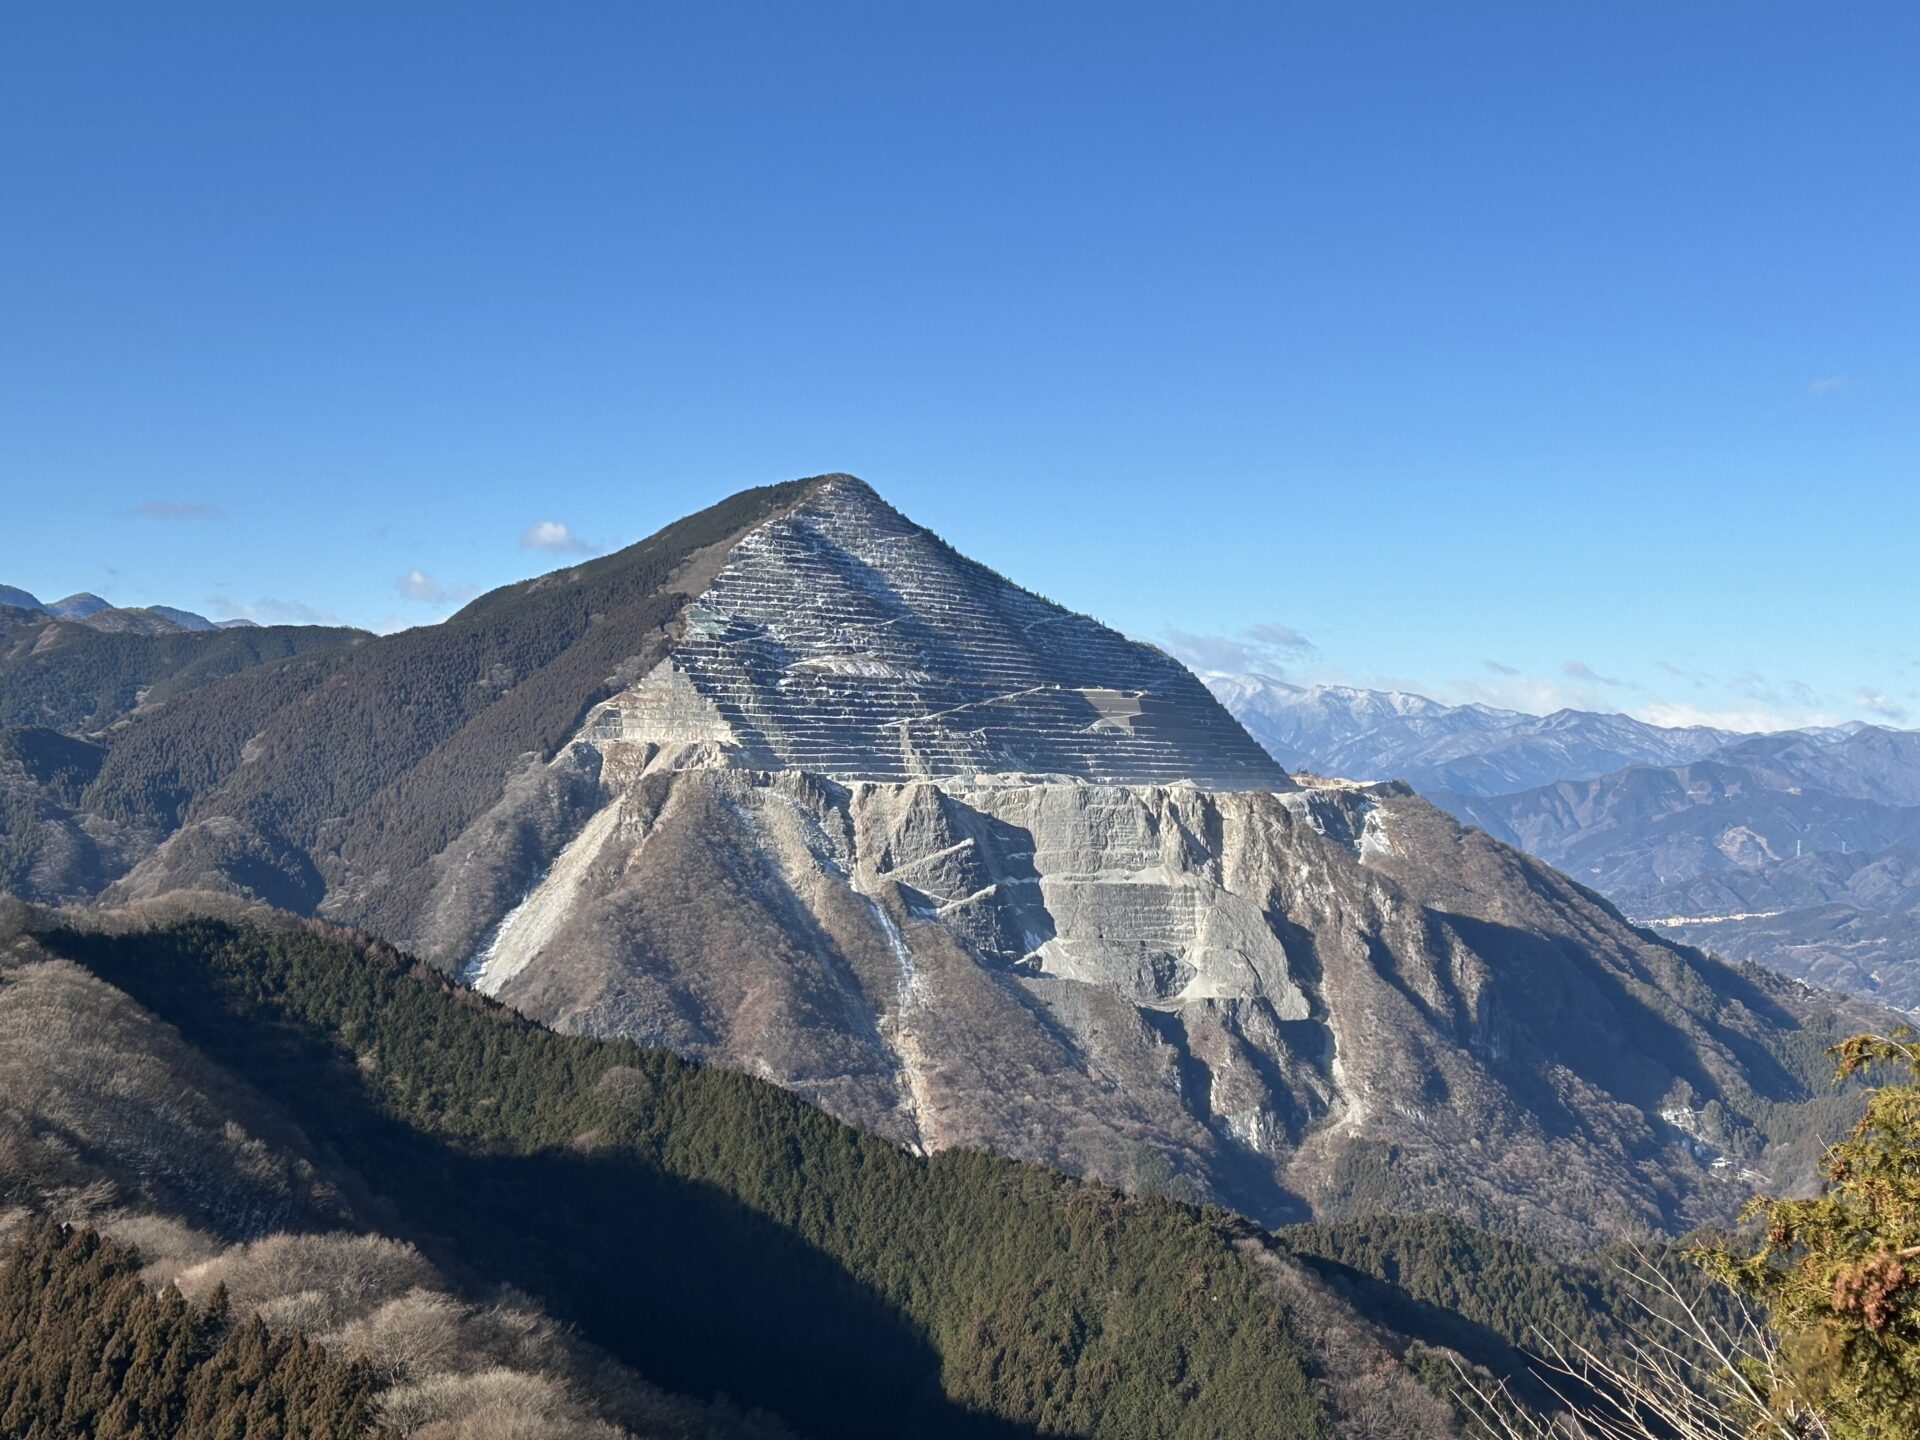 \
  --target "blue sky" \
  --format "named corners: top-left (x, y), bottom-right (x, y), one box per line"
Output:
top-left (3, 4), bottom-right (1915, 731)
